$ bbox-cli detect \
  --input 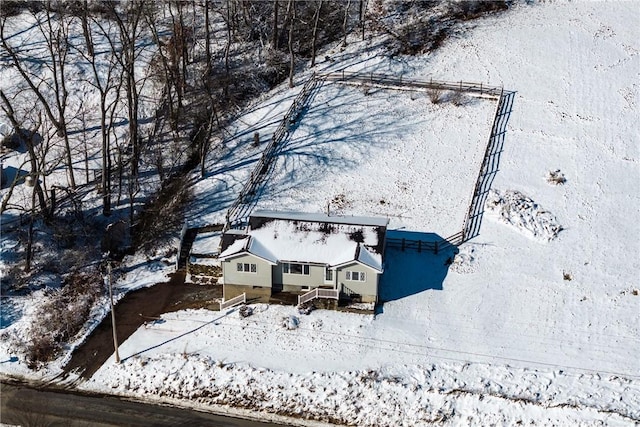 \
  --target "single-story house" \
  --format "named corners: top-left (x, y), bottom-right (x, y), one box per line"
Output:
top-left (218, 210), bottom-right (389, 303)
